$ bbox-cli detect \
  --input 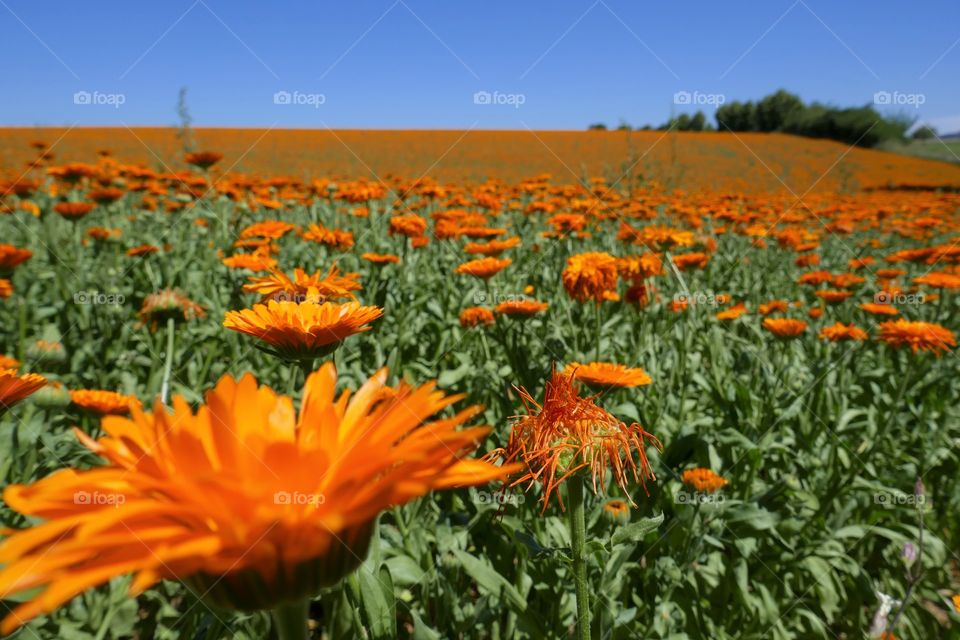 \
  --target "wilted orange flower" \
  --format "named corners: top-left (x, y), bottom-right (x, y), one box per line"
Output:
top-left (389, 214), bottom-right (428, 238)
top-left (126, 244), bottom-right (159, 257)
top-left (0, 245), bottom-right (32, 271)
top-left (562, 252), bottom-right (618, 302)
top-left (819, 322), bottom-right (868, 342)
top-left (914, 272), bottom-right (960, 290)
top-left (244, 265), bottom-right (361, 303)
top-left (763, 318), bottom-right (807, 338)
top-left (0, 364), bottom-right (513, 631)
top-left (54, 201), bottom-right (95, 220)
top-left (716, 303), bottom-right (747, 321)
top-left (459, 307), bottom-right (495, 328)
top-left (681, 468), bottom-right (727, 493)
top-left (224, 300), bottom-right (383, 360)
top-left (490, 370), bottom-right (660, 510)
top-left (758, 300), bottom-right (789, 315)
top-left (0, 369), bottom-right (46, 413)
top-left (671, 252), bottom-right (709, 271)
top-left (495, 300), bottom-right (549, 317)
top-left (877, 319), bottom-right (956, 355)
top-left (70, 389), bottom-right (140, 415)
top-left (564, 362), bottom-right (652, 389)
top-left (138, 289), bottom-right (206, 329)
top-left (859, 302), bottom-right (899, 316)
top-left (455, 257), bottom-right (511, 279)
top-left (185, 150), bottom-right (223, 169)
top-left (815, 289), bottom-right (853, 304)
top-left (362, 252), bottom-right (401, 265)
